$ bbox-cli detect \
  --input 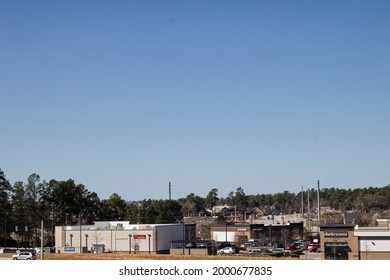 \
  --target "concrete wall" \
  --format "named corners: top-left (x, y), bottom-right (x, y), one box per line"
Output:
top-left (212, 231), bottom-right (236, 243)
top-left (170, 247), bottom-right (214, 256)
top-left (155, 224), bottom-right (184, 252)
